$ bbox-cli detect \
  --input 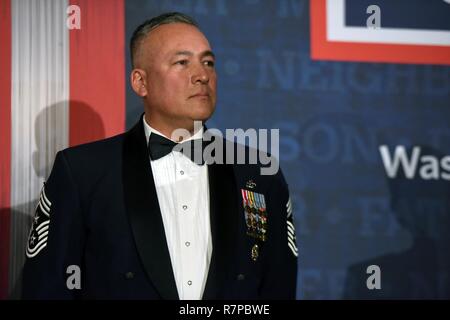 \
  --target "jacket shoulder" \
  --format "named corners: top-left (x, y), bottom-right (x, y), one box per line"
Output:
top-left (51, 133), bottom-right (126, 188)
top-left (61, 133), bottom-right (126, 161)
